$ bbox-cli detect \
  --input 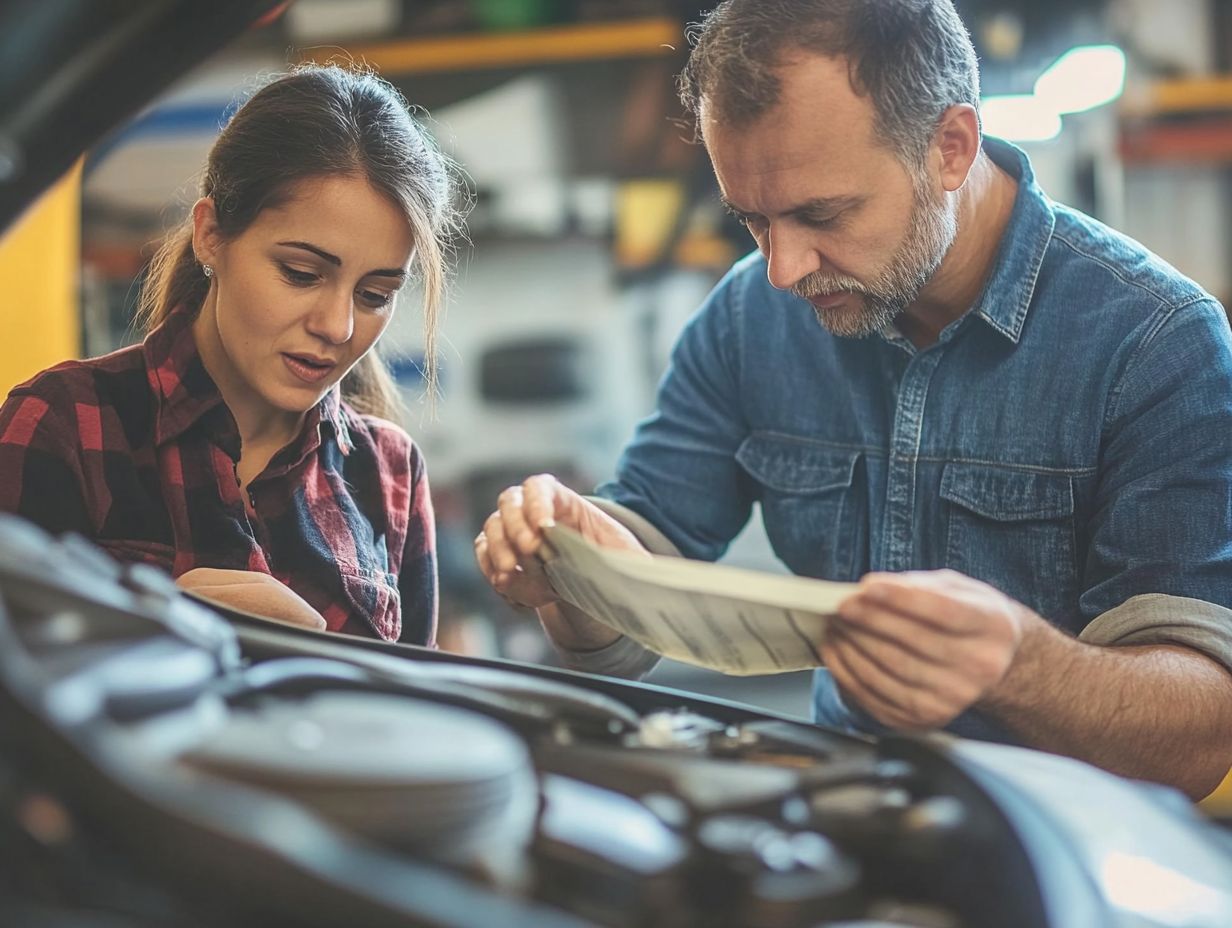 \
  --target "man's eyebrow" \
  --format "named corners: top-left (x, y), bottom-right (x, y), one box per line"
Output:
top-left (789, 195), bottom-right (864, 216)
top-left (277, 240), bottom-right (407, 280)
top-left (719, 197), bottom-right (757, 219)
top-left (719, 195), bottom-right (864, 218)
